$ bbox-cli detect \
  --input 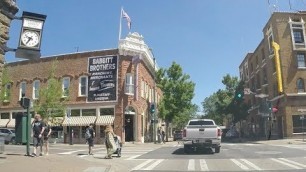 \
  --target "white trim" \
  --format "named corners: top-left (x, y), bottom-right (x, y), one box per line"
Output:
top-left (32, 80), bottom-right (40, 100)
top-left (78, 76), bottom-right (88, 97)
top-left (19, 82), bottom-right (26, 100)
top-left (62, 77), bottom-right (70, 98)
top-left (289, 17), bottom-right (306, 50)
